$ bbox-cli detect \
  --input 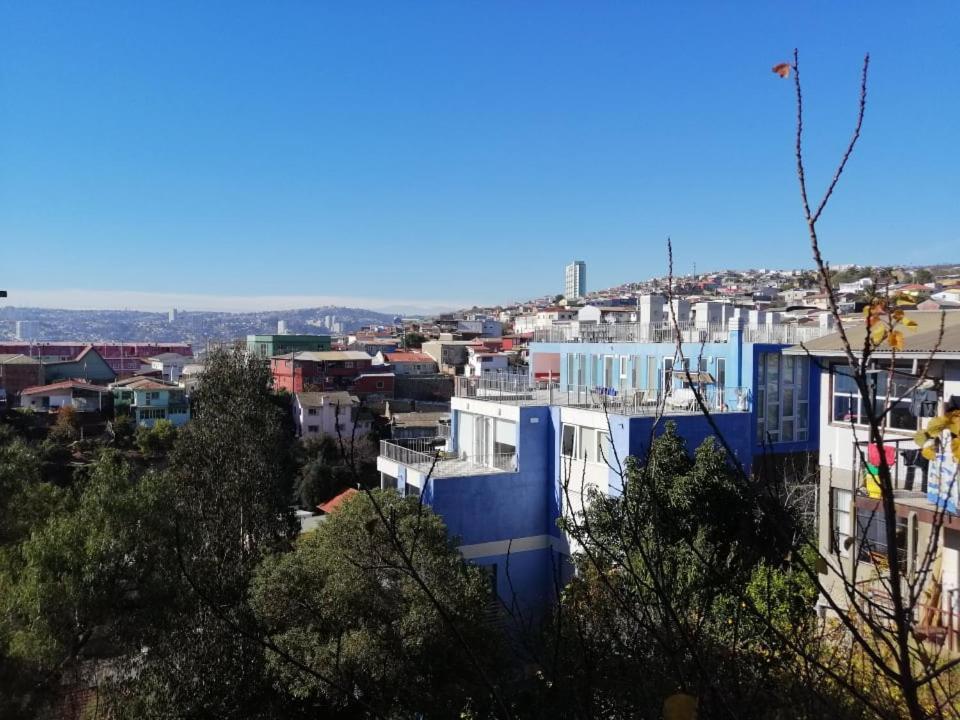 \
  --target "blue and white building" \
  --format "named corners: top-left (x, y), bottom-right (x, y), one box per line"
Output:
top-left (378, 313), bottom-right (829, 616)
